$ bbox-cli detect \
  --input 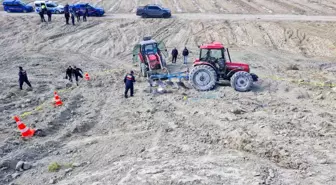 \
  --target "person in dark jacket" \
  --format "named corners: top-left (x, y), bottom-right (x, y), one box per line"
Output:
top-left (182, 47), bottom-right (189, 65)
top-left (65, 66), bottom-right (73, 82)
top-left (39, 10), bottom-right (46, 22)
top-left (171, 48), bottom-right (178, 63)
top-left (83, 6), bottom-right (88, 22)
top-left (124, 71), bottom-right (136, 98)
top-left (18, 67), bottom-right (32, 90)
top-left (64, 4), bottom-right (70, 24)
top-left (47, 9), bottom-right (52, 22)
top-left (73, 66), bottom-right (83, 85)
